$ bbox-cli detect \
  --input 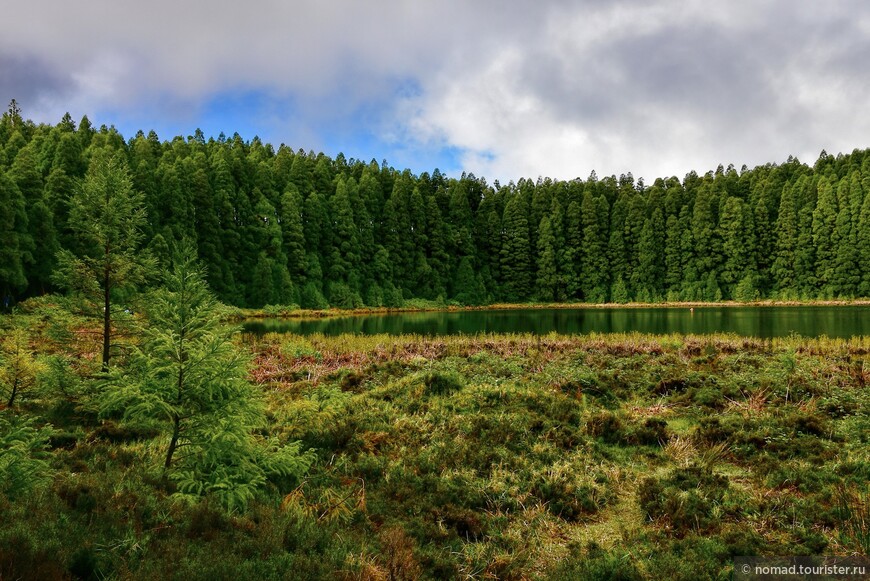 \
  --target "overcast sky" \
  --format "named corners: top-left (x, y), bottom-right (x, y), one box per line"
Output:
top-left (3, 0), bottom-right (869, 183)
